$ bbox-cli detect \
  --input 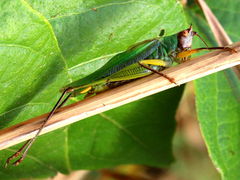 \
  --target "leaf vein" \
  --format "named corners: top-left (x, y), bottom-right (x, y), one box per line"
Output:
top-left (100, 113), bottom-right (148, 150)
top-left (0, 103), bottom-right (50, 117)
top-left (21, 0), bottom-right (72, 82)
top-left (63, 127), bottom-right (72, 172)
